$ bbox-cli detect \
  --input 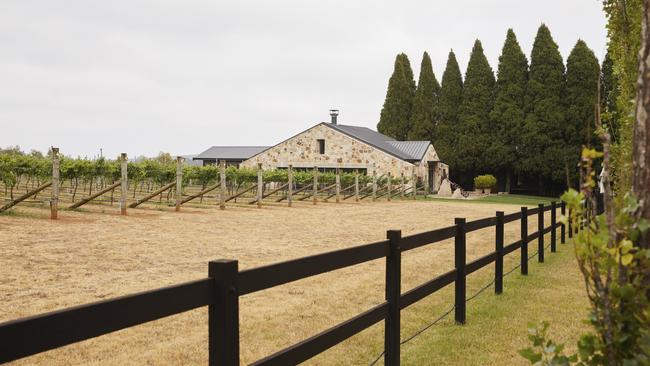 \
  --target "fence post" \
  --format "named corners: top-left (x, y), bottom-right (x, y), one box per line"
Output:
top-left (372, 169), bottom-right (377, 202)
top-left (288, 164), bottom-right (293, 207)
top-left (454, 218), bottom-right (466, 324)
top-left (385, 230), bottom-right (401, 366)
top-left (495, 211), bottom-right (504, 294)
top-left (400, 173), bottom-right (404, 199)
top-left (175, 156), bottom-right (184, 211)
top-left (313, 166), bottom-right (318, 205)
top-left (120, 153), bottom-right (128, 216)
top-left (335, 166), bottom-right (341, 203)
top-left (219, 160), bottom-right (226, 210)
top-left (354, 169), bottom-right (359, 202)
top-left (424, 162), bottom-right (430, 196)
top-left (387, 172), bottom-right (392, 202)
top-left (538, 203), bottom-right (544, 263)
top-left (560, 202), bottom-right (566, 244)
top-left (208, 259), bottom-right (239, 366)
top-left (551, 201), bottom-right (557, 252)
top-left (257, 163), bottom-right (263, 208)
top-left (520, 207), bottom-right (528, 275)
top-left (50, 147), bottom-right (59, 220)
top-left (411, 168), bottom-right (416, 200)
